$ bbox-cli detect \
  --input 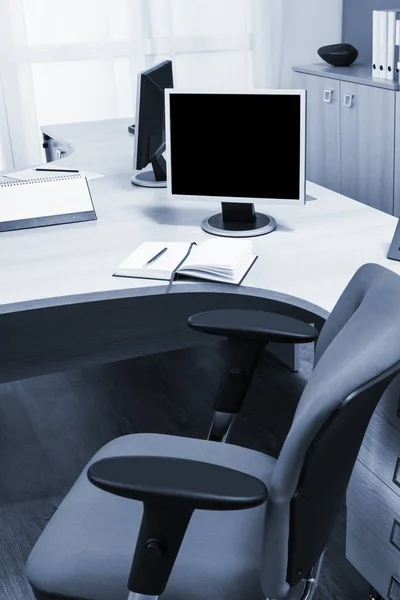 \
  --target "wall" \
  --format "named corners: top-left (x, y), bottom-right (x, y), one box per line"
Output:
top-left (251, 0), bottom-right (343, 88)
top-left (342, 0), bottom-right (399, 64)
top-left (280, 0), bottom-right (344, 87)
top-left (281, 0), bottom-right (344, 87)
